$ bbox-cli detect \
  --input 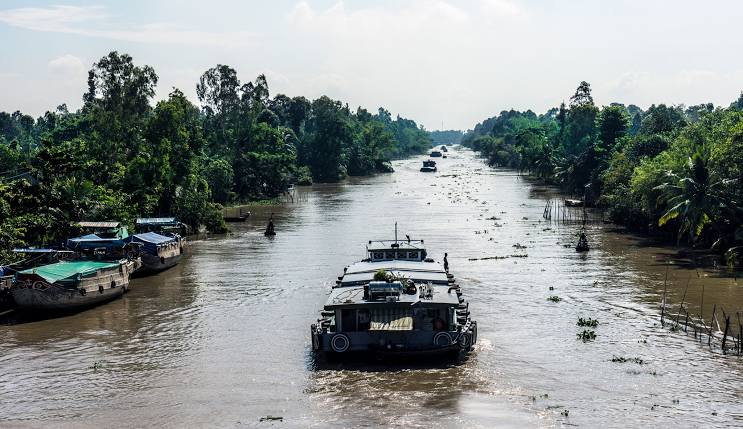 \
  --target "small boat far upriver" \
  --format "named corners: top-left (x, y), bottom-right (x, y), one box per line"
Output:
top-left (310, 236), bottom-right (477, 359)
top-left (420, 160), bottom-right (437, 173)
top-left (430, 150), bottom-right (443, 157)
